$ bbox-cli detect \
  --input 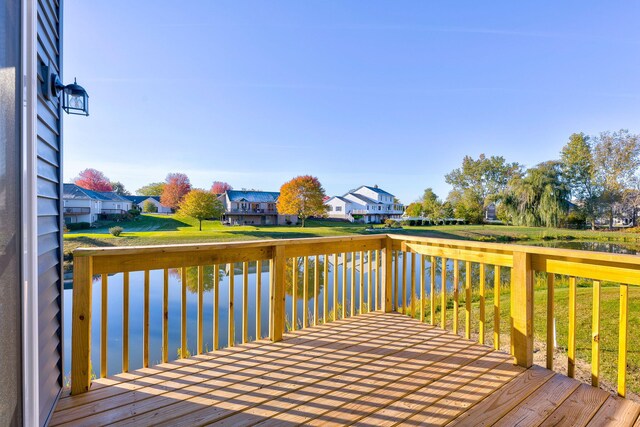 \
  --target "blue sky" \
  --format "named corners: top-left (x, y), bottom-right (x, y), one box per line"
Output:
top-left (63, 1), bottom-right (640, 204)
